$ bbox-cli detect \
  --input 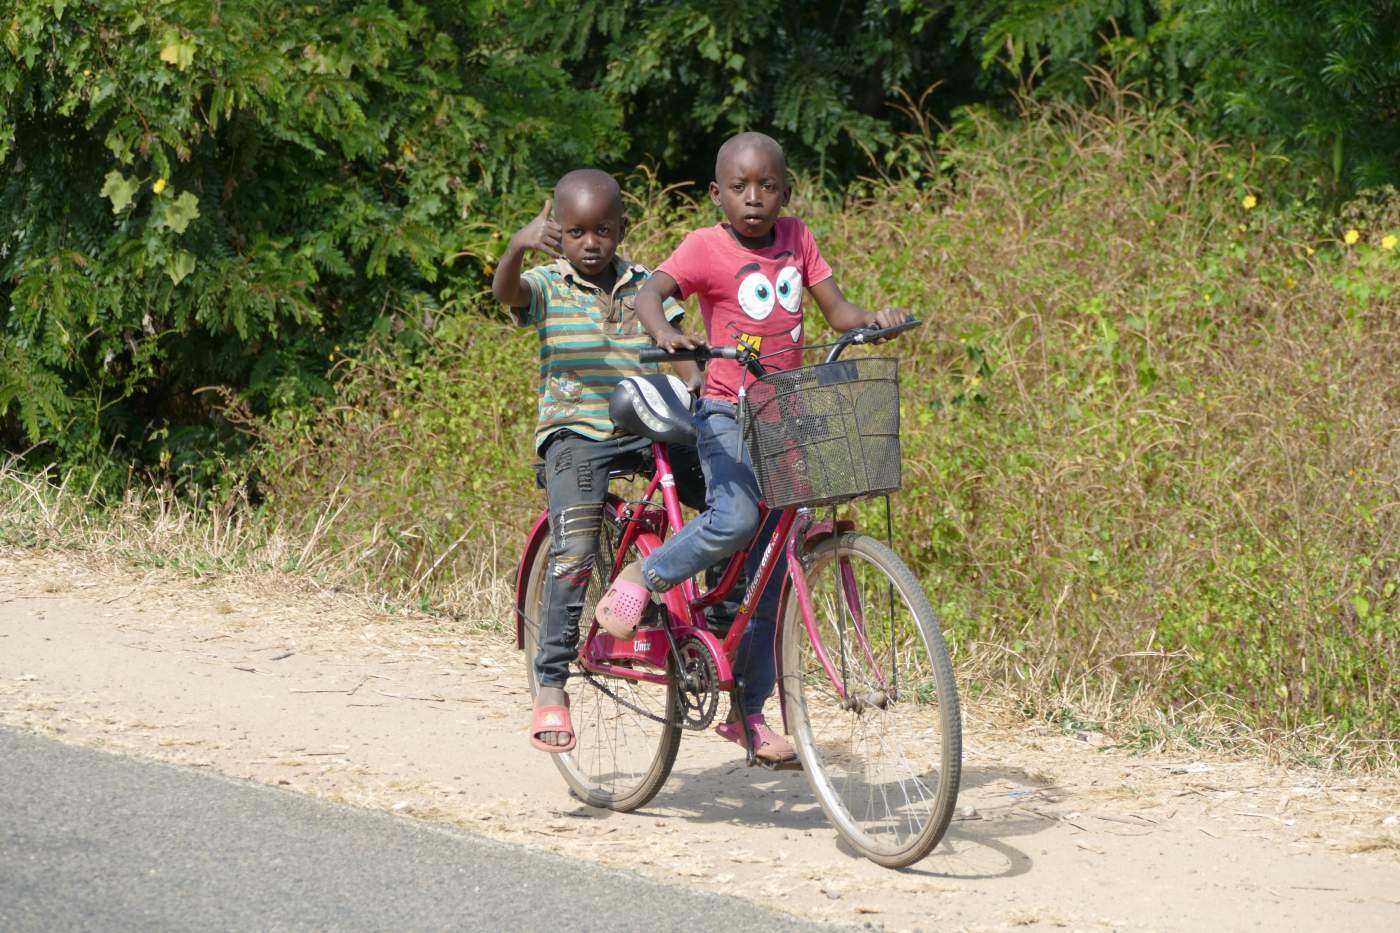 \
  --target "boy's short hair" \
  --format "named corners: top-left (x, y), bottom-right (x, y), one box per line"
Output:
top-left (554, 168), bottom-right (623, 218)
top-left (713, 132), bottom-right (787, 180)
